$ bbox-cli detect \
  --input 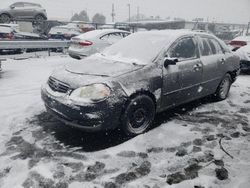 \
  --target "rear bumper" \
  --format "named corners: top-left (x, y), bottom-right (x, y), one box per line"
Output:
top-left (41, 84), bottom-right (125, 132)
top-left (68, 48), bottom-right (90, 59)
